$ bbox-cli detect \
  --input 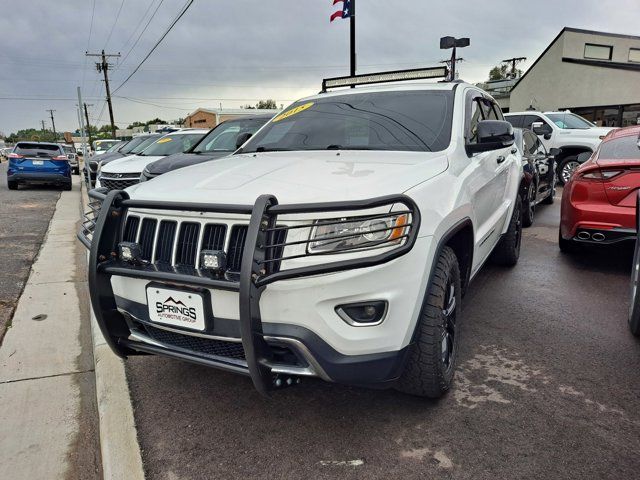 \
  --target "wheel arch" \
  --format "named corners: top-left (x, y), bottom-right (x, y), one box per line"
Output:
top-left (556, 145), bottom-right (593, 161)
